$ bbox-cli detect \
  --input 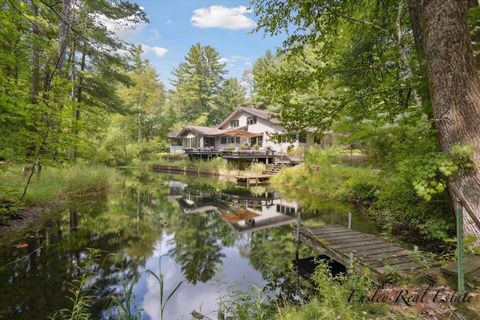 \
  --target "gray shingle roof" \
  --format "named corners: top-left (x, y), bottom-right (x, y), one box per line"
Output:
top-left (178, 125), bottom-right (225, 136)
top-left (218, 105), bottom-right (280, 128)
